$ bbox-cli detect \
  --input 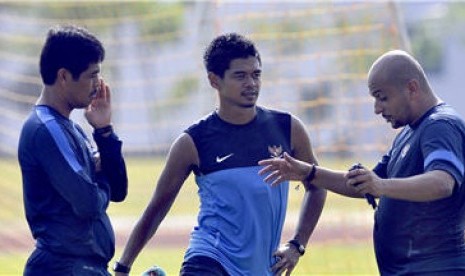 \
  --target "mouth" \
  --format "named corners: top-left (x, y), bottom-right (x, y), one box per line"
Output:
top-left (242, 91), bottom-right (258, 99)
